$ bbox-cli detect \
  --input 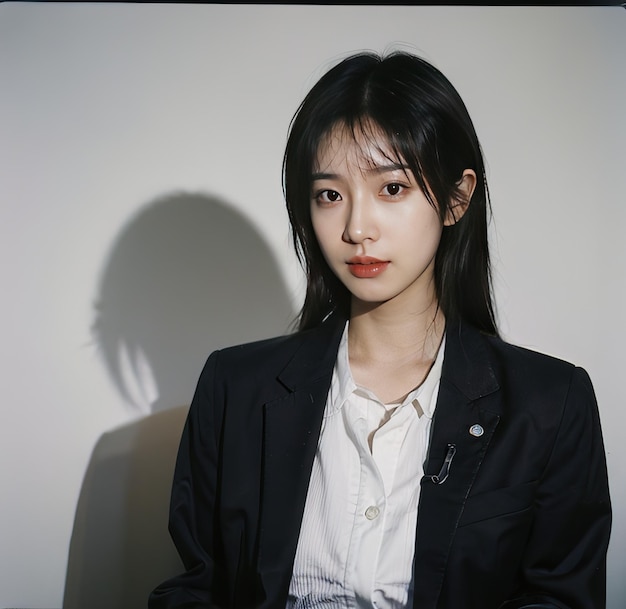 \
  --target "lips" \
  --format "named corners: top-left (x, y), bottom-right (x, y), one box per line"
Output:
top-left (346, 256), bottom-right (390, 278)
